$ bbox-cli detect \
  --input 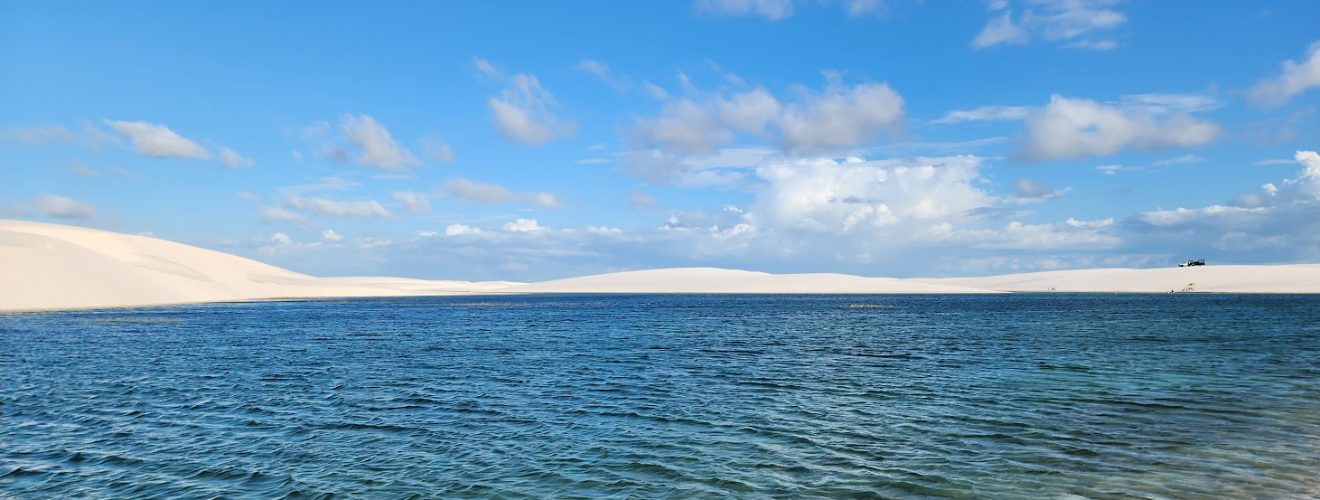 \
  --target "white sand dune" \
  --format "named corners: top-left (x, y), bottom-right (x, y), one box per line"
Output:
top-left (501, 268), bottom-right (998, 294)
top-left (0, 219), bottom-right (513, 312)
top-left (914, 265), bottom-right (1320, 293)
top-left (5, 219), bottom-right (1320, 312)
